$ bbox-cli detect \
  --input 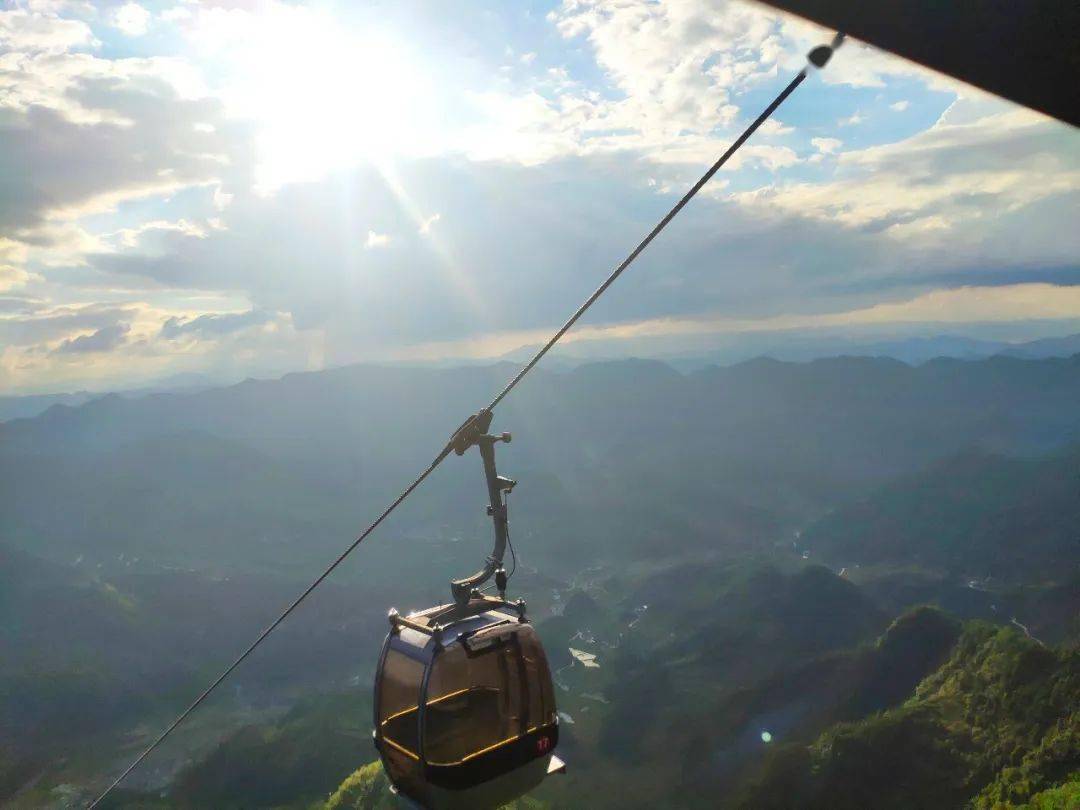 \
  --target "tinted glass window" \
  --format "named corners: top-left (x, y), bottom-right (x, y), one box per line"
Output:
top-left (517, 625), bottom-right (557, 728)
top-left (378, 648), bottom-right (424, 754)
top-left (423, 625), bottom-right (528, 765)
top-left (377, 647), bottom-right (426, 803)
